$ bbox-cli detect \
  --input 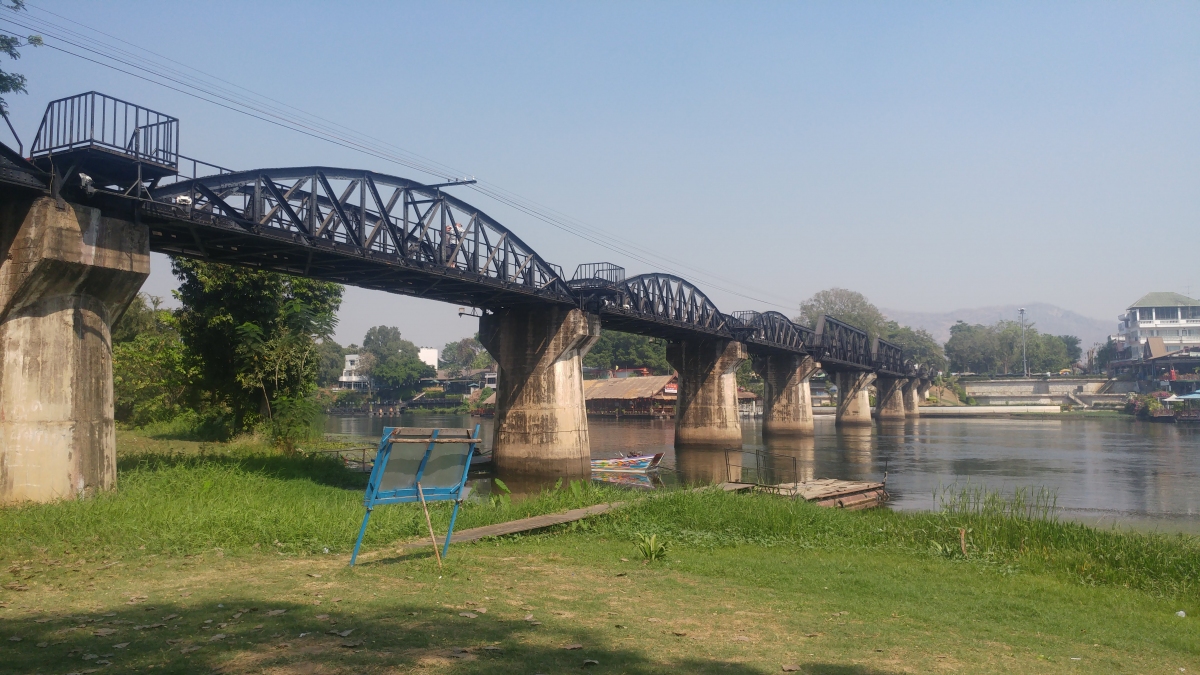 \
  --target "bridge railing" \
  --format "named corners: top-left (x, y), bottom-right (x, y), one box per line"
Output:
top-left (872, 337), bottom-right (908, 376)
top-left (30, 92), bottom-right (179, 172)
